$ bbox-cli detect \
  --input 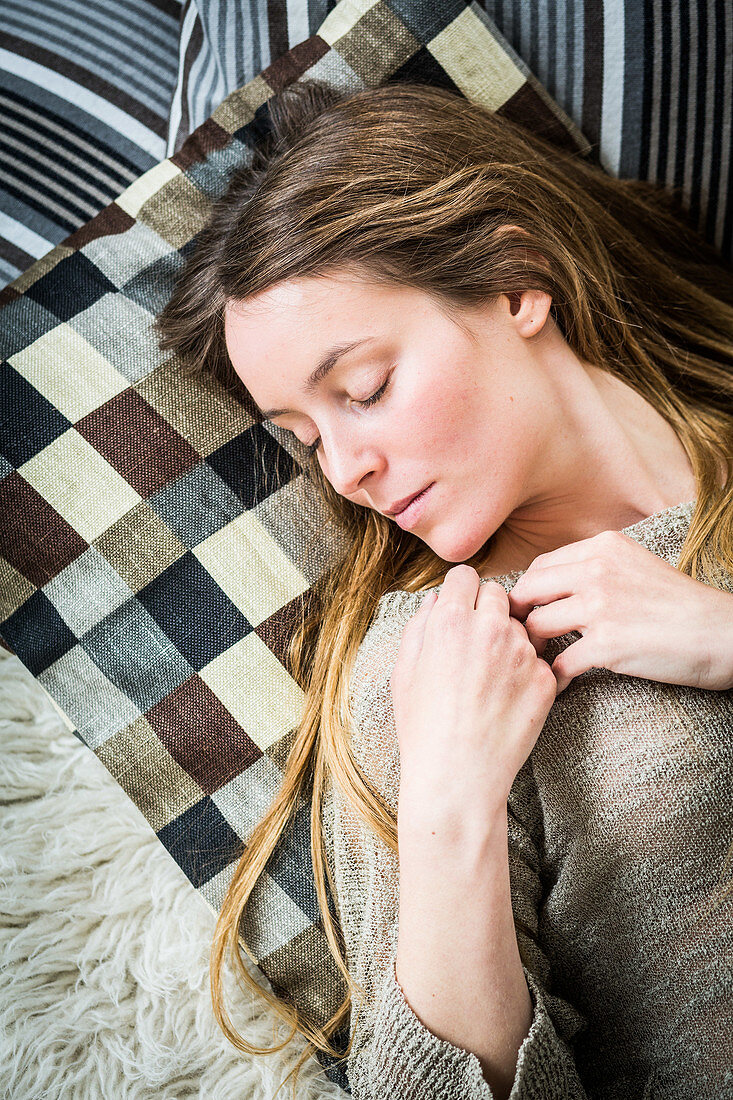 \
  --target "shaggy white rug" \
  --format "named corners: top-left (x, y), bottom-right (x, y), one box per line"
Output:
top-left (0, 647), bottom-right (348, 1100)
